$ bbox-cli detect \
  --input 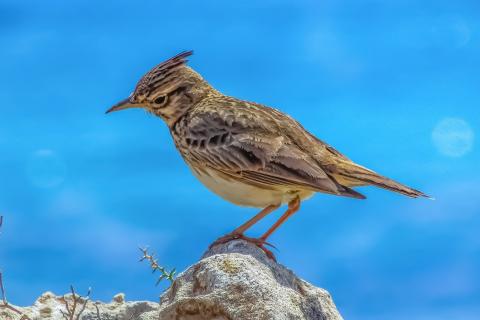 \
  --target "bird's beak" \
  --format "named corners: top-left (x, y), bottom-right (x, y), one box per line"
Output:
top-left (106, 98), bottom-right (143, 114)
